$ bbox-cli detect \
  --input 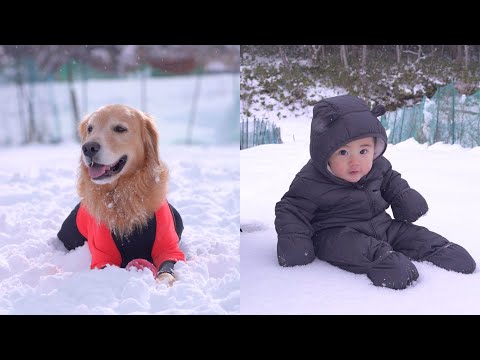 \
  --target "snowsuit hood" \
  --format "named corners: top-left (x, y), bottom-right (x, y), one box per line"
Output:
top-left (309, 94), bottom-right (388, 178)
